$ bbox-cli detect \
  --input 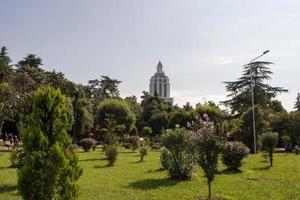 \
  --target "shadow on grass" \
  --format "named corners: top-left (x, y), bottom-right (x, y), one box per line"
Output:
top-left (128, 178), bottom-right (179, 190)
top-left (0, 184), bottom-right (17, 193)
top-left (147, 168), bottom-right (165, 173)
top-left (217, 168), bottom-right (242, 175)
top-left (0, 166), bottom-right (9, 171)
top-left (79, 158), bottom-right (105, 162)
top-left (252, 166), bottom-right (271, 171)
top-left (94, 165), bottom-right (110, 169)
top-left (120, 151), bottom-right (136, 154)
